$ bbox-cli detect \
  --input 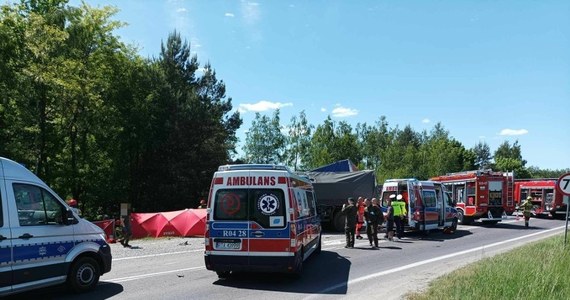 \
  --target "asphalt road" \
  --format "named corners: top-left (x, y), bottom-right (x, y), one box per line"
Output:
top-left (8, 217), bottom-right (568, 300)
